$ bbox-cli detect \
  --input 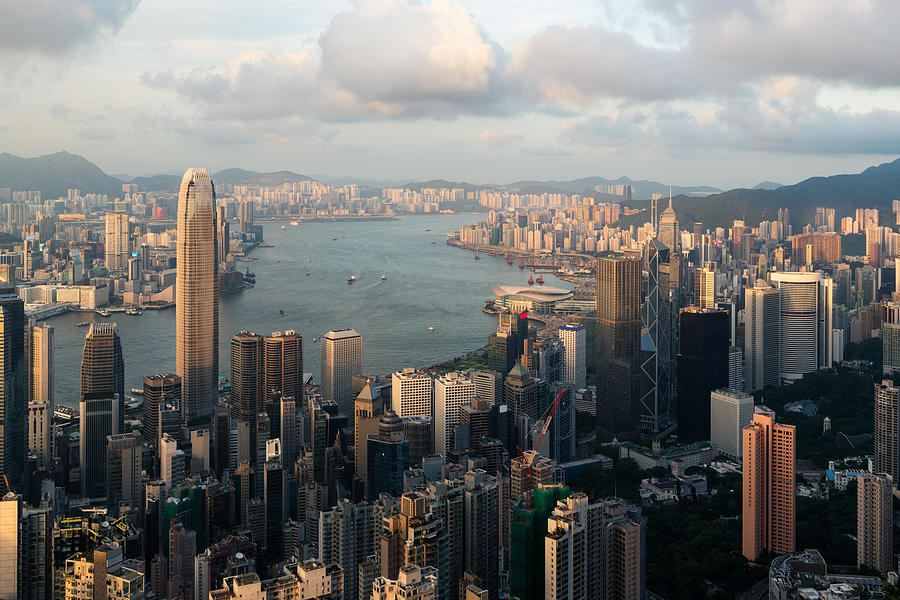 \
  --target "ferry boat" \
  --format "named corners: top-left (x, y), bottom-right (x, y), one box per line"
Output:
top-left (528, 274), bottom-right (534, 286)
top-left (424, 228), bottom-right (431, 232)
top-left (75, 321), bottom-right (91, 327)
top-left (125, 308), bottom-right (143, 315)
top-left (381, 273), bottom-right (387, 280)
top-left (347, 275), bottom-right (356, 284)
top-left (507, 256), bottom-right (513, 265)
top-left (312, 337), bottom-right (317, 342)
top-left (96, 309), bottom-right (111, 317)
top-left (281, 225), bottom-right (286, 230)
top-left (474, 251), bottom-right (481, 260)
top-left (427, 326), bottom-right (435, 332)
top-left (130, 388), bottom-right (144, 396)
top-left (536, 275), bottom-right (545, 285)
top-left (519, 260), bottom-right (525, 269)
top-left (290, 221), bottom-right (299, 226)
